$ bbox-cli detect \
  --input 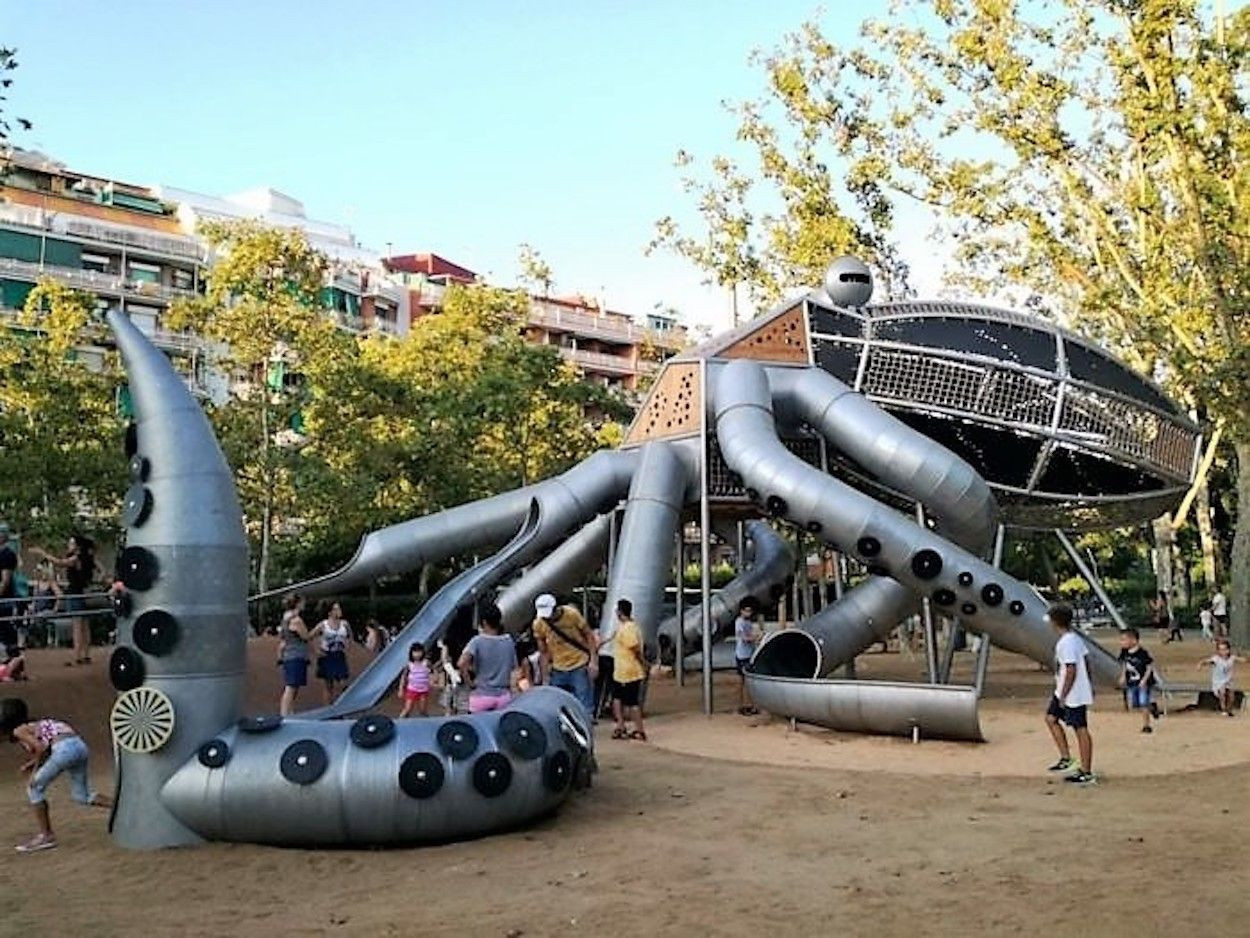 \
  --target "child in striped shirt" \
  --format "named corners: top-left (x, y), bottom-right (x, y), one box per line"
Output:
top-left (398, 643), bottom-right (432, 717)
